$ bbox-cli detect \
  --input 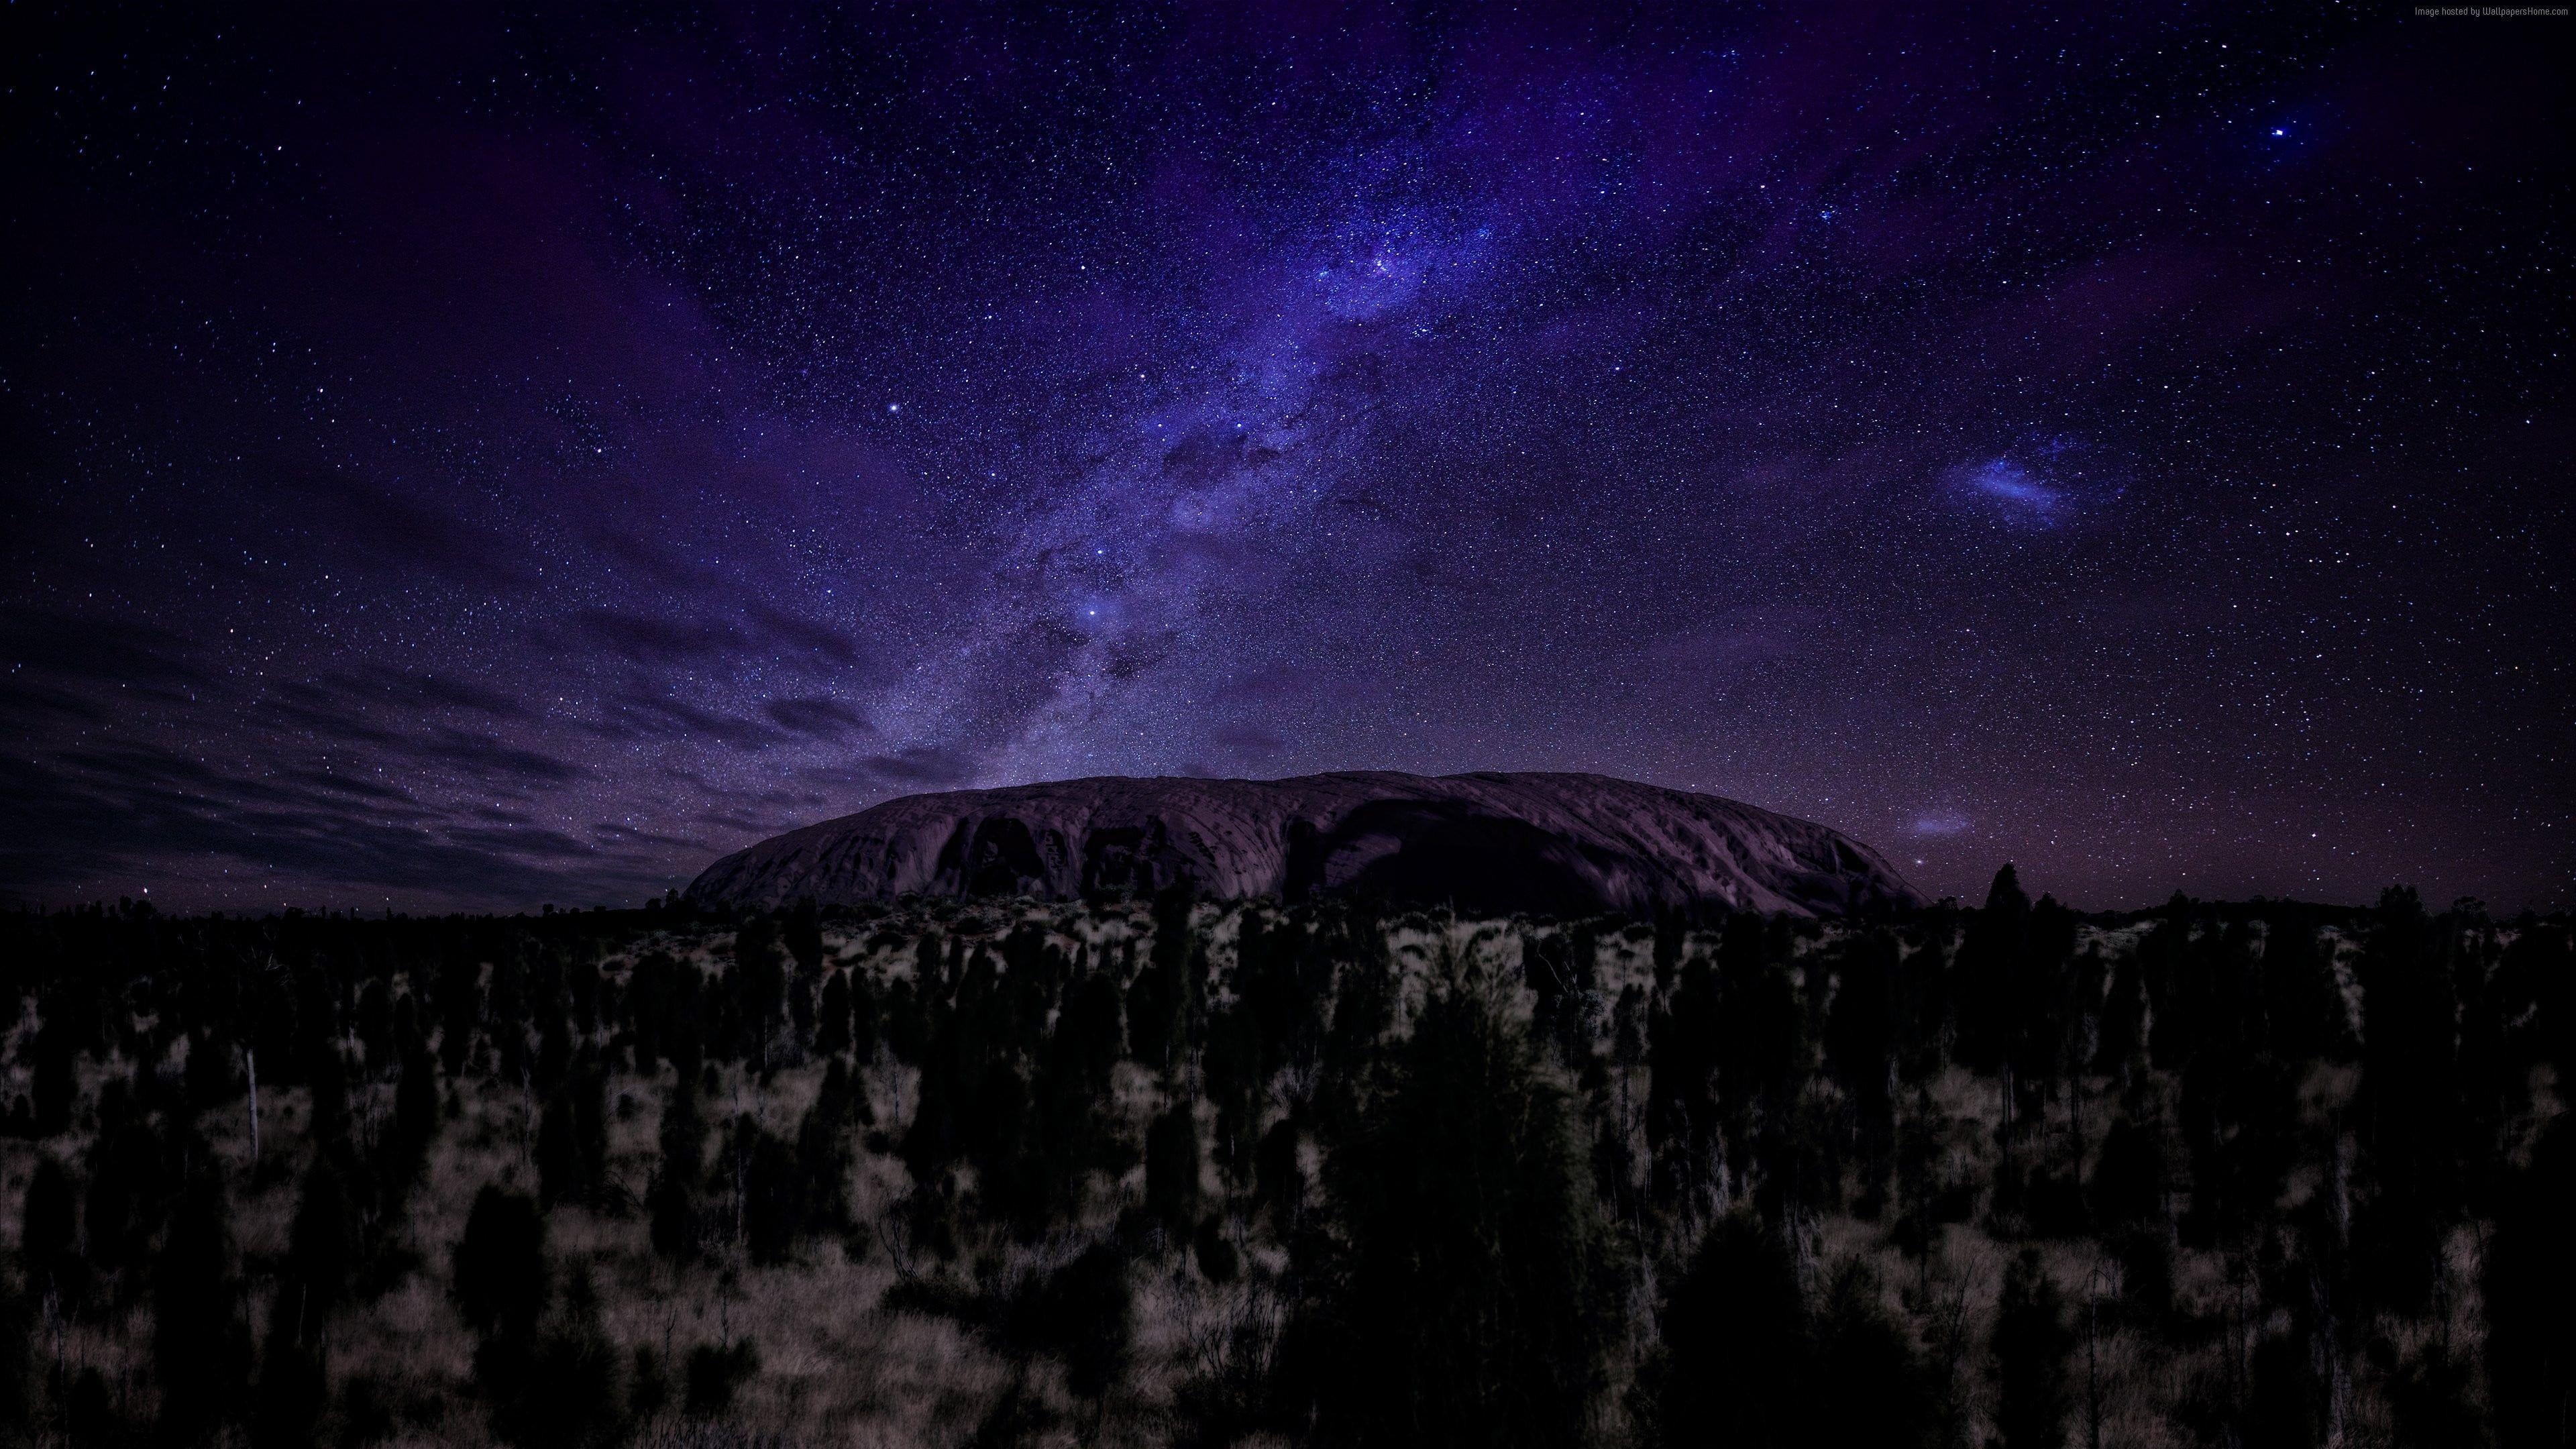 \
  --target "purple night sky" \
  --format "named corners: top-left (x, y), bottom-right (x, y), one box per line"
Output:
top-left (4, 5), bottom-right (2569, 912)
